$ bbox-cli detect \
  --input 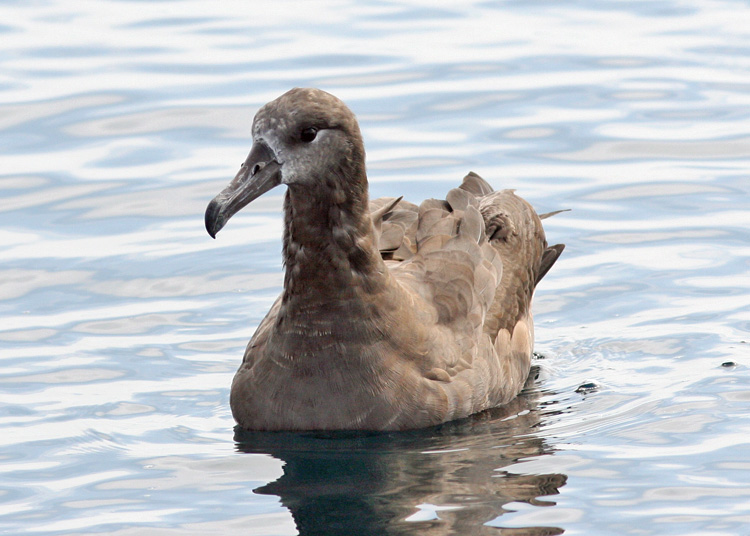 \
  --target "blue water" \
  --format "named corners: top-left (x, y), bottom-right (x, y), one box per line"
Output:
top-left (1, 1), bottom-right (749, 534)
